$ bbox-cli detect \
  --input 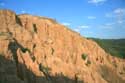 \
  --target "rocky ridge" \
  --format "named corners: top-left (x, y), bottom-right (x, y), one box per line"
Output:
top-left (0, 10), bottom-right (125, 83)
